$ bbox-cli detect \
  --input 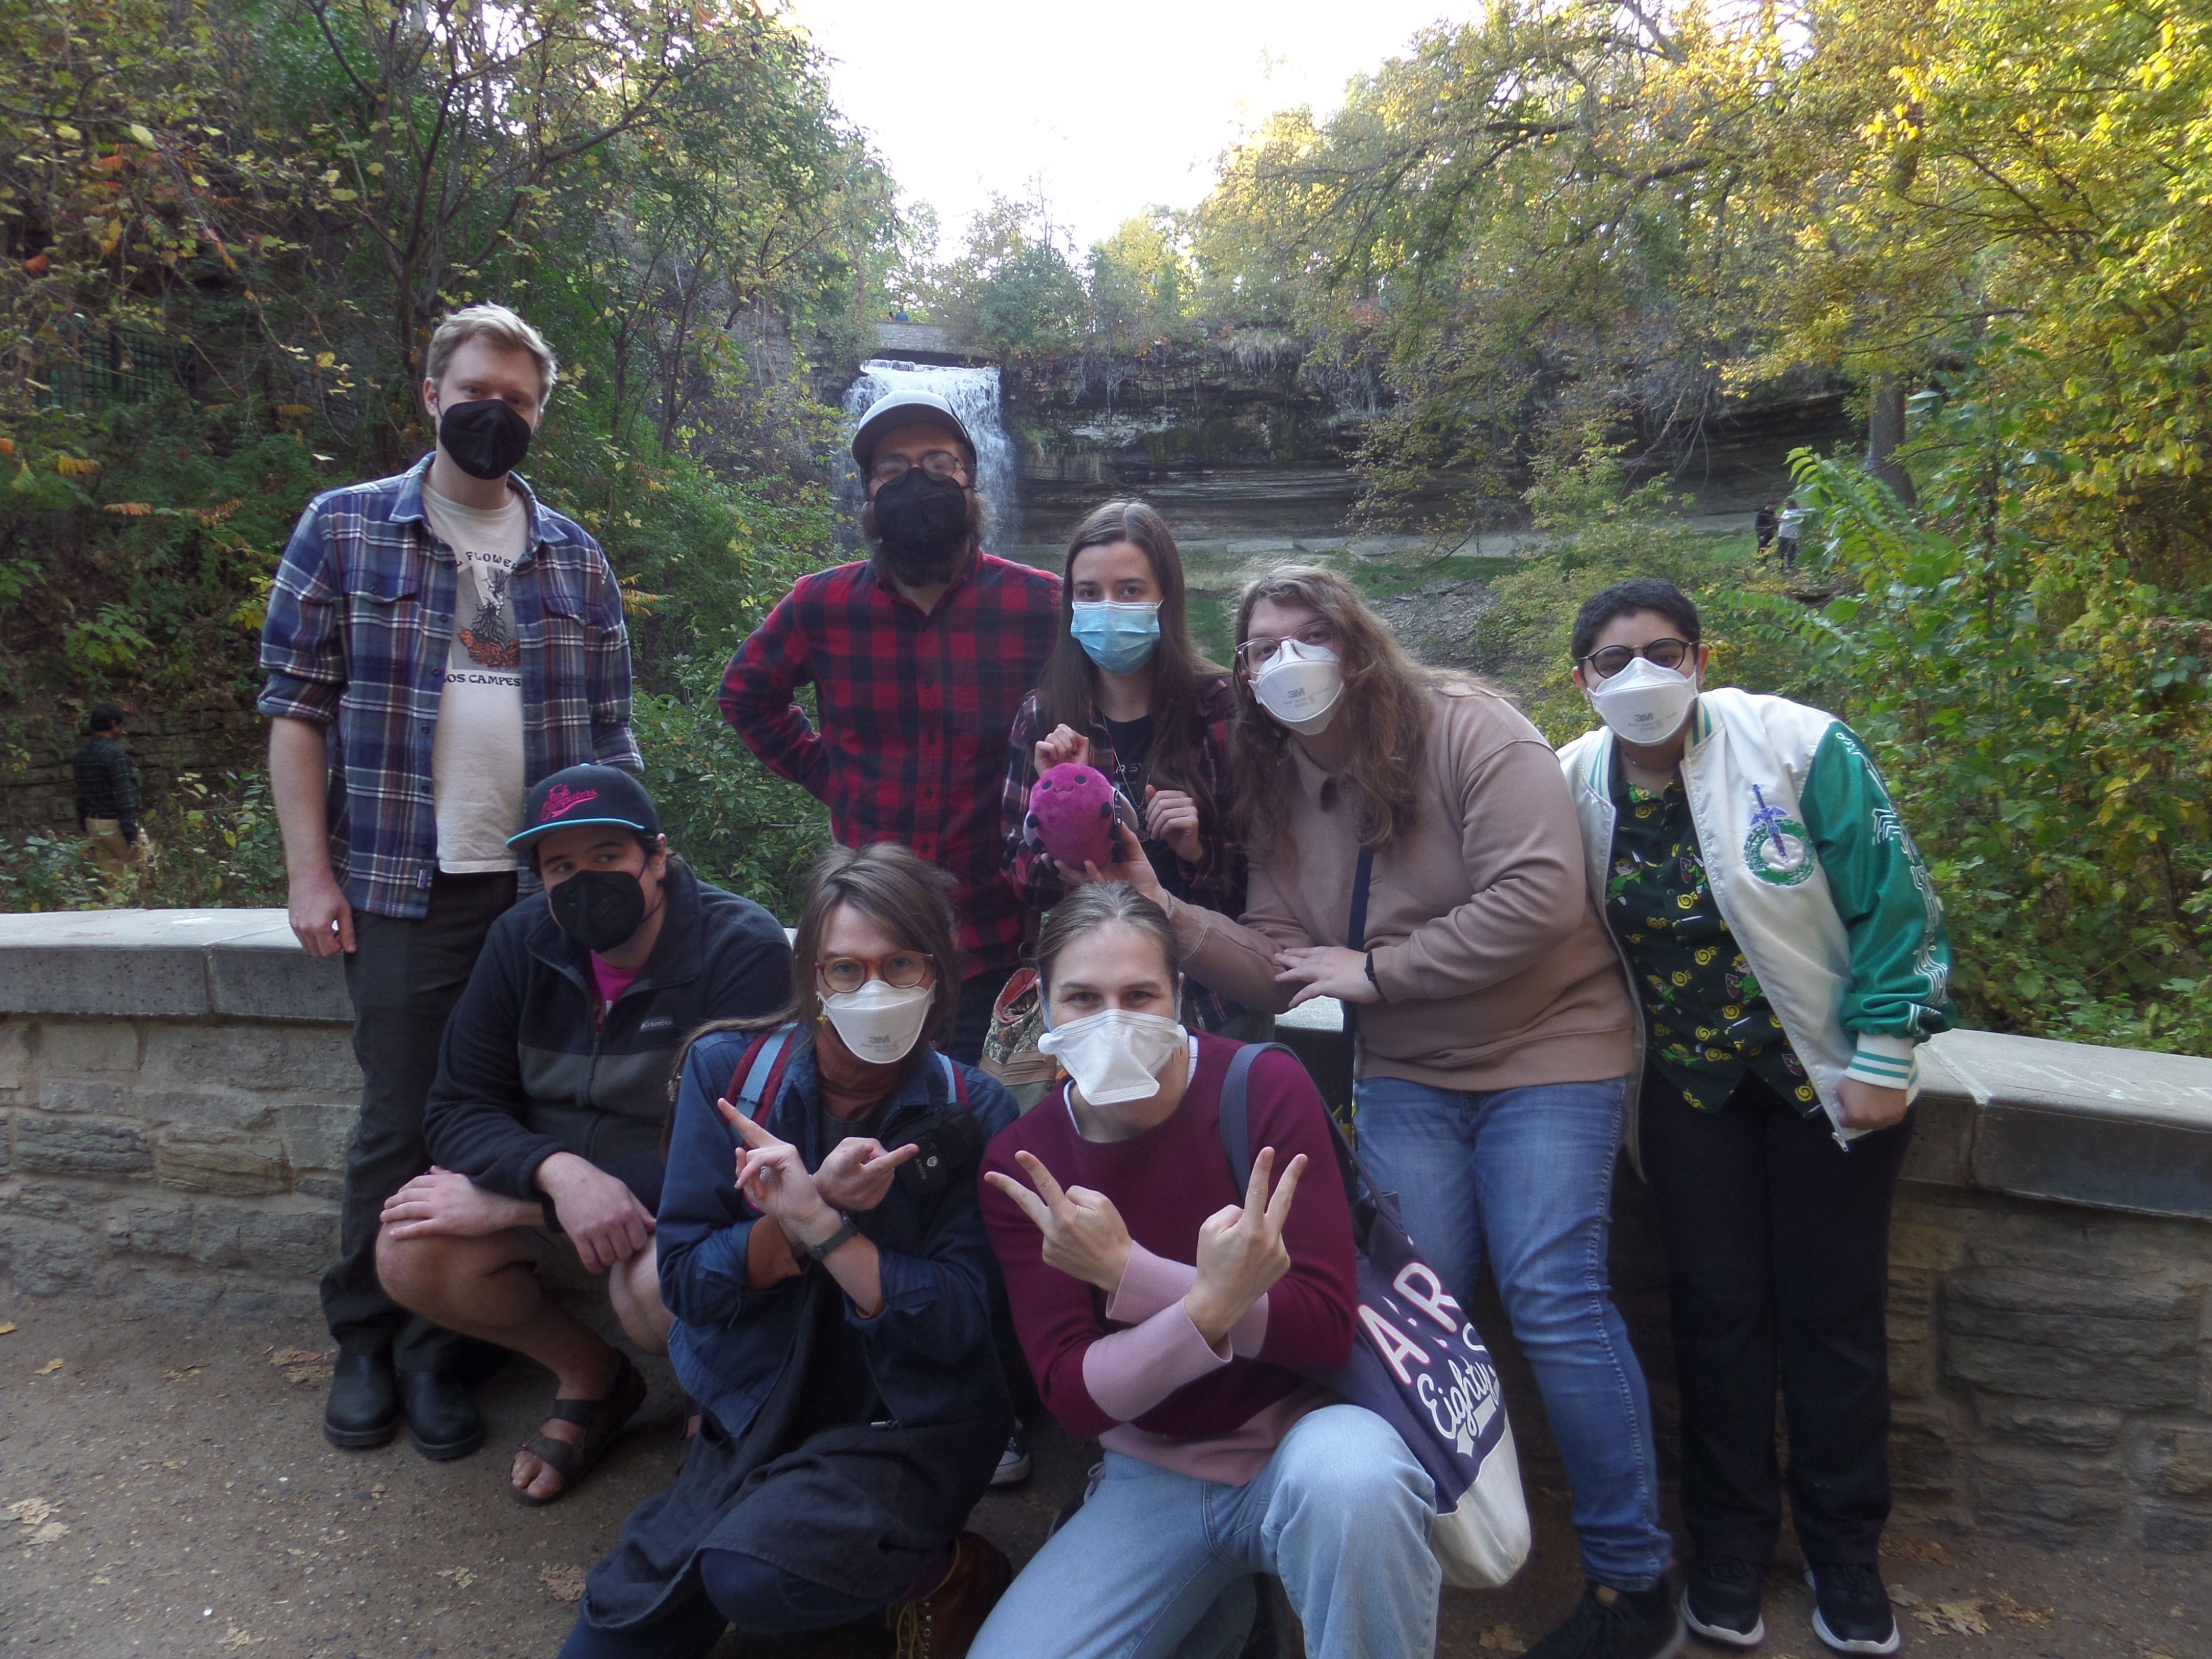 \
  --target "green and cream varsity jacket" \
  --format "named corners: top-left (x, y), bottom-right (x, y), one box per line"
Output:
top-left (1558, 687), bottom-right (1955, 1142)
